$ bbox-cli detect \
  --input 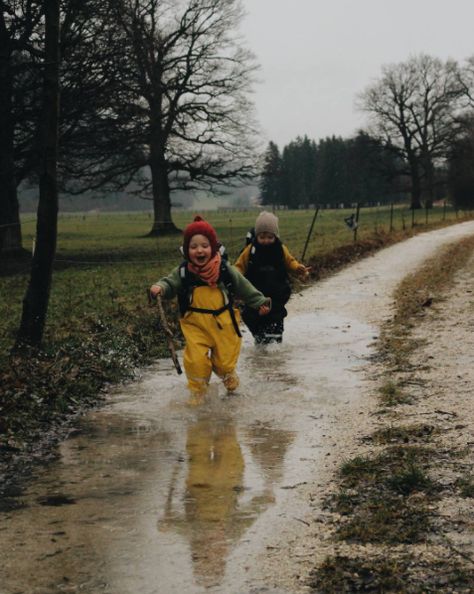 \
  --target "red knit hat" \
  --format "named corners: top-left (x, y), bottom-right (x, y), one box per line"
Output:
top-left (183, 215), bottom-right (218, 258)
